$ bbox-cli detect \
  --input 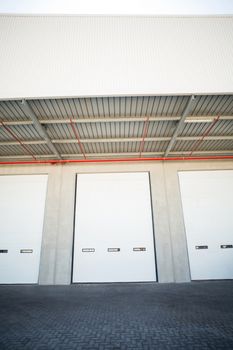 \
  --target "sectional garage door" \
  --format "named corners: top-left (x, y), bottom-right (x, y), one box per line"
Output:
top-left (179, 170), bottom-right (233, 280)
top-left (73, 172), bottom-right (156, 283)
top-left (0, 175), bottom-right (48, 284)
